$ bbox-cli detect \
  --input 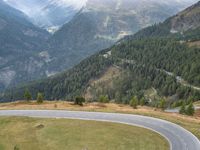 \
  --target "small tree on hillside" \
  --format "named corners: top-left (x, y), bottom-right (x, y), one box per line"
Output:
top-left (74, 96), bottom-right (85, 106)
top-left (37, 93), bottom-right (44, 104)
top-left (179, 102), bottom-right (186, 115)
top-left (186, 102), bottom-right (195, 116)
top-left (24, 89), bottom-right (32, 102)
top-left (159, 99), bottom-right (166, 110)
top-left (130, 96), bottom-right (138, 109)
top-left (99, 95), bottom-right (109, 103)
top-left (140, 97), bottom-right (145, 106)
